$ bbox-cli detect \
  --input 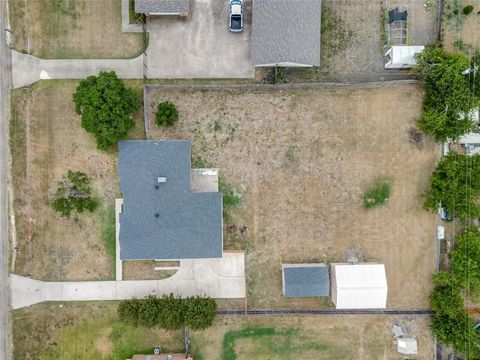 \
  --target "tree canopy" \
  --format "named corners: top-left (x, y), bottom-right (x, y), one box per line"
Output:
top-left (423, 153), bottom-right (480, 220)
top-left (73, 71), bottom-right (140, 150)
top-left (414, 45), bottom-right (479, 141)
top-left (117, 294), bottom-right (217, 331)
top-left (429, 228), bottom-right (480, 359)
top-left (51, 170), bottom-right (98, 217)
